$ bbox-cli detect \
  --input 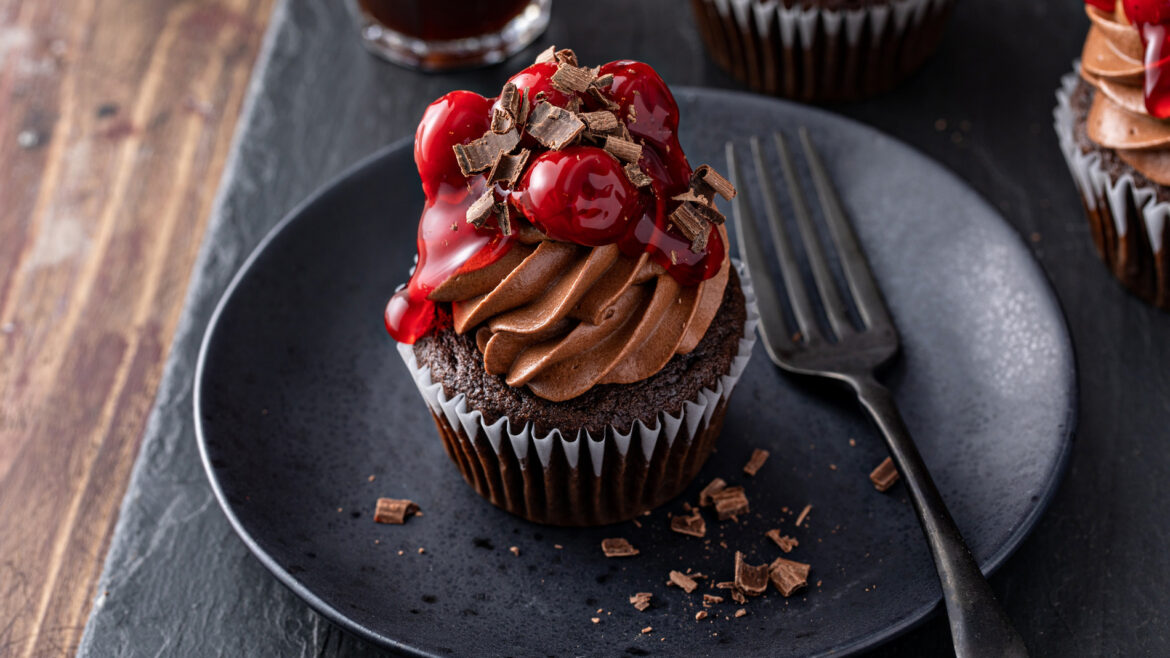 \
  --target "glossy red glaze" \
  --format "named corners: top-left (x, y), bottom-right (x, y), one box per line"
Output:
top-left (389, 58), bottom-right (724, 343)
top-left (513, 147), bottom-right (639, 245)
top-left (1084, 0), bottom-right (1115, 10)
top-left (1119, 0), bottom-right (1170, 118)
